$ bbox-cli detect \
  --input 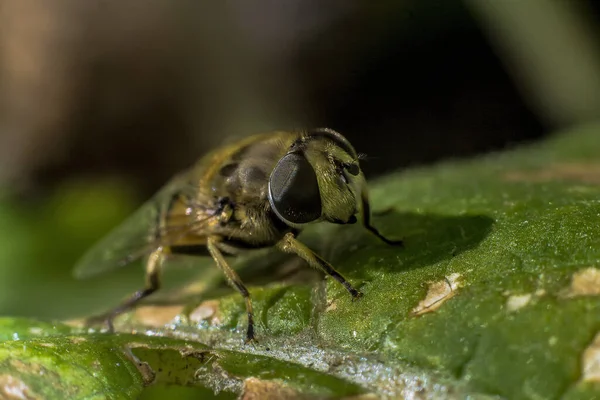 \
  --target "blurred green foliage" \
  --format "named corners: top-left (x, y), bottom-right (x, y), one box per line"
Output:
top-left (0, 180), bottom-right (142, 318)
